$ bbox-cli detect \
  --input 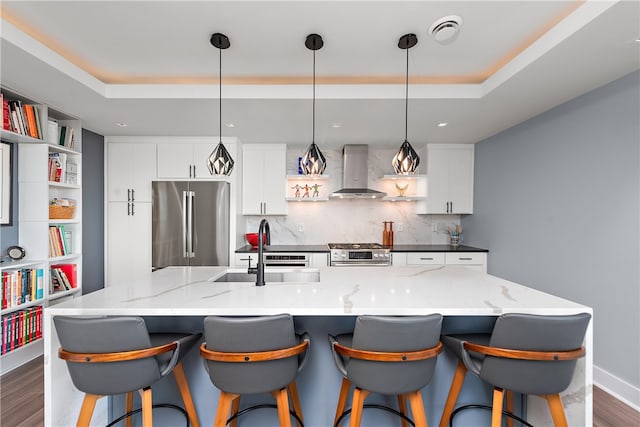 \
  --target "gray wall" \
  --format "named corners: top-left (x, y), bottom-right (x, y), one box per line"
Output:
top-left (462, 71), bottom-right (640, 388)
top-left (81, 129), bottom-right (105, 294)
top-left (0, 142), bottom-right (18, 251)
